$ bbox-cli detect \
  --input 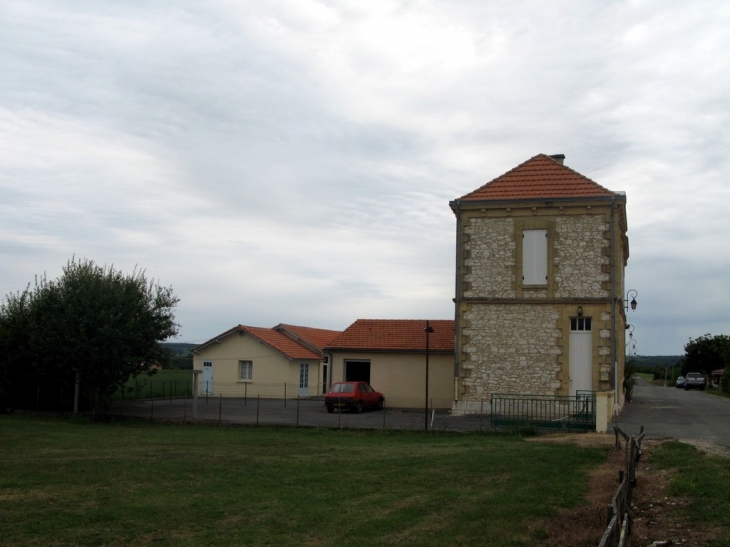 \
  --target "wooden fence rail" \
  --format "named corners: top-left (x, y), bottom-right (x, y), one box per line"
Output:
top-left (598, 425), bottom-right (645, 547)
